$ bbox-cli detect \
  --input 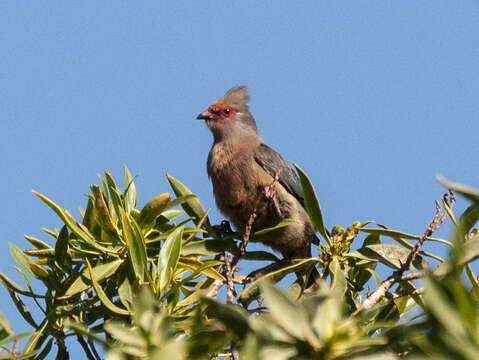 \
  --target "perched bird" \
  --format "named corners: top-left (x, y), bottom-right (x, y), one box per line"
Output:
top-left (197, 85), bottom-right (319, 264)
